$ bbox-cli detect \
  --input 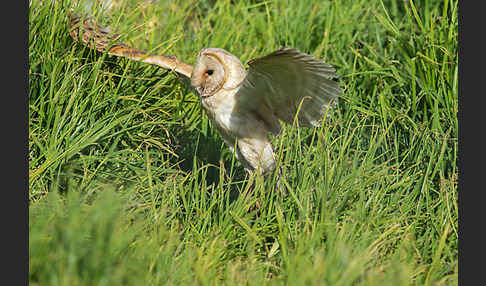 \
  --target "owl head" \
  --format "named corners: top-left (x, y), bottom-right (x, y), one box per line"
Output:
top-left (190, 48), bottom-right (247, 97)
